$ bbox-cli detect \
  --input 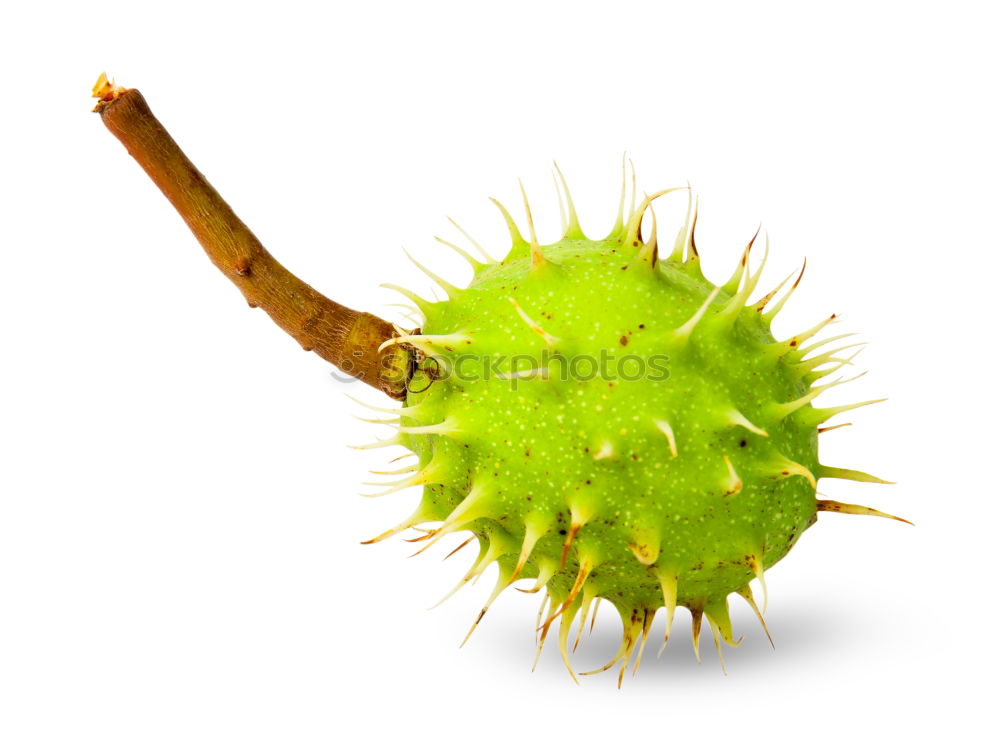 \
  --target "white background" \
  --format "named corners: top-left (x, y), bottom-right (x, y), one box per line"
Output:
top-left (2, 1), bottom-right (996, 738)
